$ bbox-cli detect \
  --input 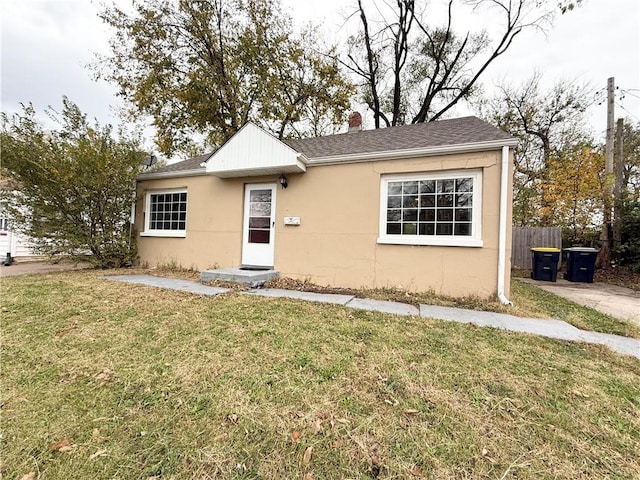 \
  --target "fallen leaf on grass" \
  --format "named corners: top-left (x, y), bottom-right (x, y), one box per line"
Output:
top-left (311, 418), bottom-right (322, 434)
top-left (89, 449), bottom-right (108, 460)
top-left (291, 430), bottom-right (301, 443)
top-left (92, 428), bottom-right (107, 444)
top-left (49, 438), bottom-right (74, 452)
top-left (305, 472), bottom-right (314, 480)
top-left (410, 465), bottom-right (424, 477)
top-left (571, 390), bottom-right (590, 399)
top-left (404, 409), bottom-right (419, 415)
top-left (303, 446), bottom-right (313, 465)
top-left (19, 472), bottom-right (36, 480)
top-left (227, 414), bottom-right (238, 425)
top-left (95, 368), bottom-right (113, 385)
